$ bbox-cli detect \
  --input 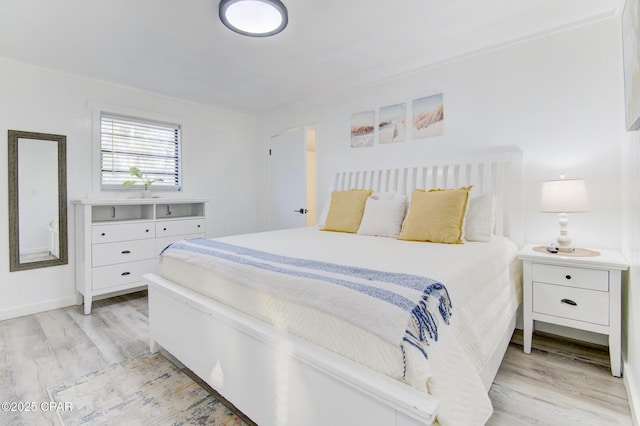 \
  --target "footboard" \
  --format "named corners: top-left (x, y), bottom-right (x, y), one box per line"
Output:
top-left (144, 273), bottom-right (438, 426)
